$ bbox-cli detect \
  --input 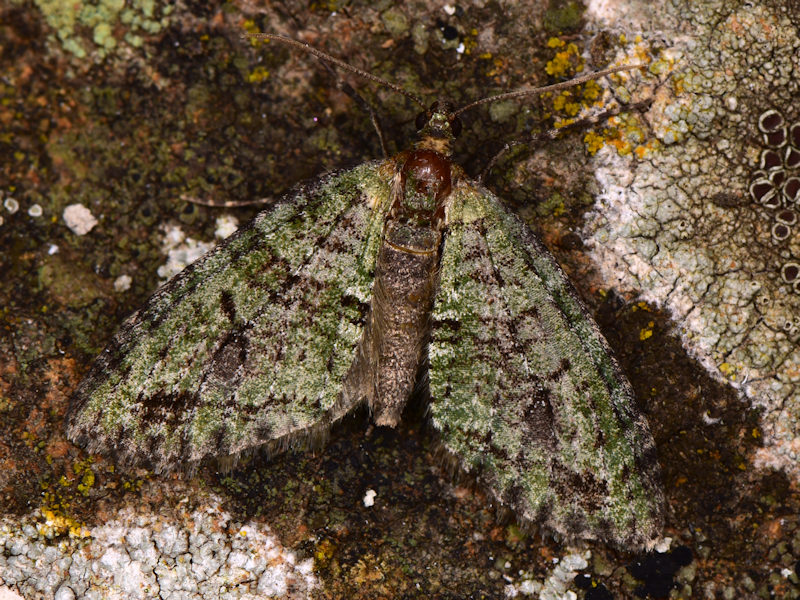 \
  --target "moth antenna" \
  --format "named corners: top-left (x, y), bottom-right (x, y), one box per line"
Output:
top-left (453, 63), bottom-right (646, 117)
top-left (477, 97), bottom-right (655, 182)
top-left (246, 33), bottom-right (426, 110)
